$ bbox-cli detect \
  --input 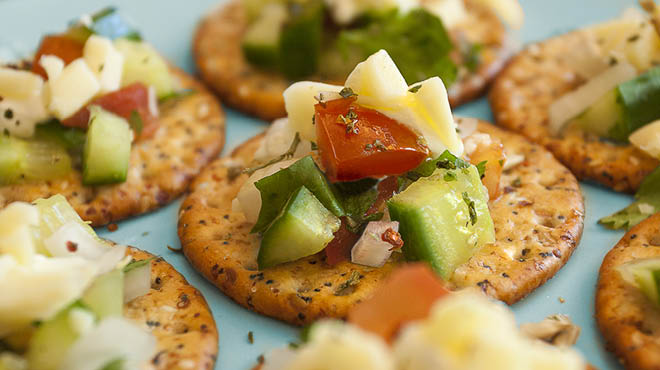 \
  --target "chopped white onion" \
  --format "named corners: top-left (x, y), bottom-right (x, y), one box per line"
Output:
top-left (44, 221), bottom-right (110, 259)
top-left (455, 116), bottom-right (478, 139)
top-left (502, 151), bottom-right (525, 171)
top-left (548, 62), bottom-right (637, 135)
top-left (123, 263), bottom-right (151, 303)
top-left (351, 221), bottom-right (400, 268)
top-left (43, 221), bottom-right (127, 275)
top-left (561, 30), bottom-right (609, 79)
top-left (253, 118), bottom-right (313, 163)
top-left (261, 348), bottom-right (298, 370)
top-left (60, 317), bottom-right (157, 370)
top-left (629, 119), bottom-right (660, 159)
top-left (234, 158), bottom-right (298, 224)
